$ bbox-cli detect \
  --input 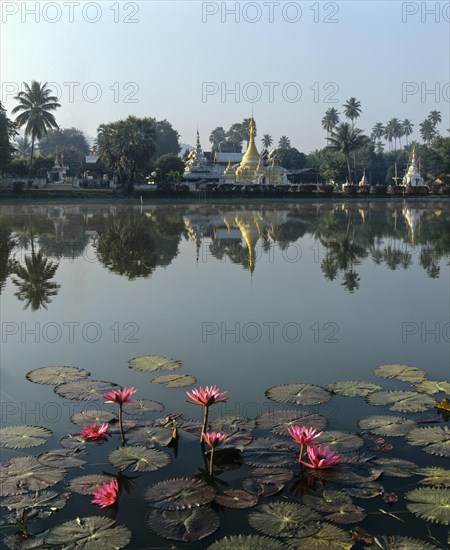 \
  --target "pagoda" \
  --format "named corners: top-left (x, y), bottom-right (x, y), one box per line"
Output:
top-left (402, 145), bottom-right (424, 188)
